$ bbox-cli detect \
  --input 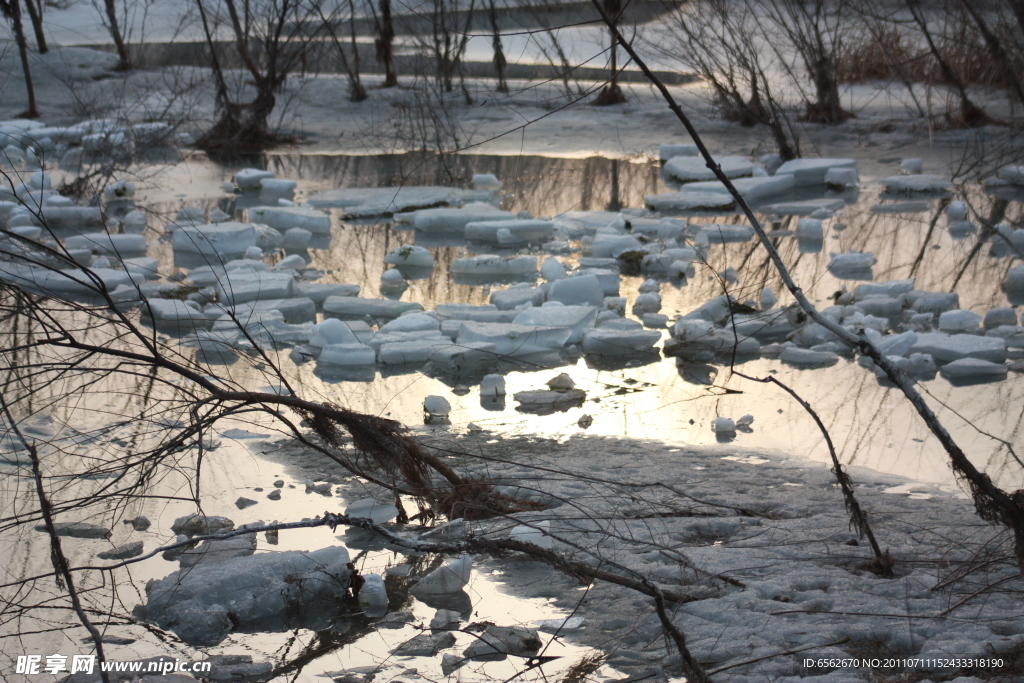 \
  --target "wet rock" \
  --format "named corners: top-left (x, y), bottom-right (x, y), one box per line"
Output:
top-left (124, 516), bottom-right (151, 531)
top-left (136, 546), bottom-right (351, 646)
top-left (235, 497), bottom-right (258, 510)
top-left (430, 608), bottom-right (462, 630)
top-left (441, 653), bottom-right (467, 675)
top-left (98, 541), bottom-right (144, 560)
top-left (376, 610), bottom-right (414, 628)
top-left (35, 522), bottom-right (111, 539)
top-left (267, 489), bottom-right (281, 501)
top-left (578, 414), bottom-right (593, 429)
top-left (463, 625), bottom-right (541, 660)
top-left (305, 482), bottom-right (333, 495)
top-left (393, 631), bottom-right (455, 656)
top-left (171, 514), bottom-right (233, 537)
